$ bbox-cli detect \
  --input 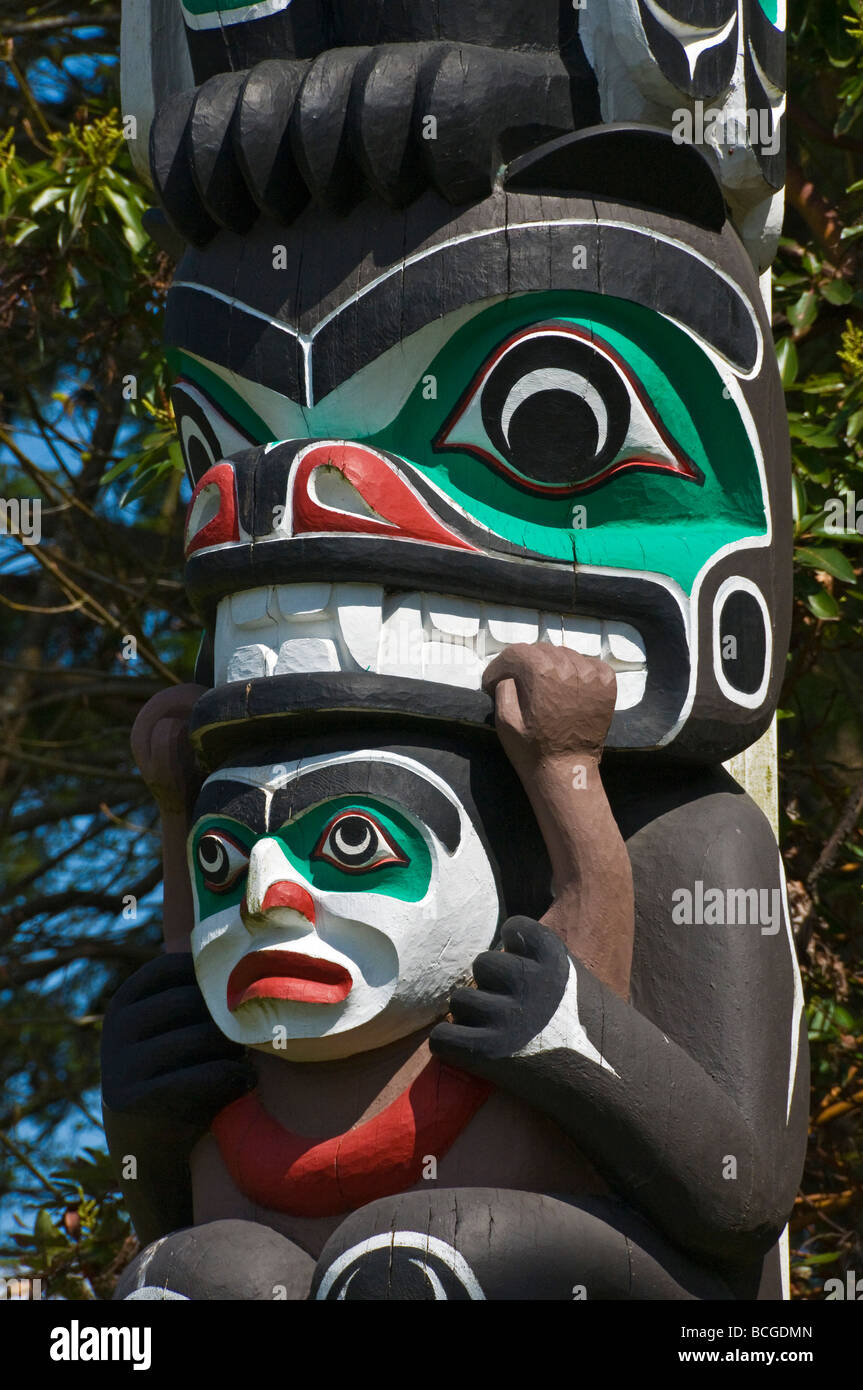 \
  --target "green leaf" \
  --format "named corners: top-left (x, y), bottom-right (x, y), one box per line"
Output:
top-left (68, 176), bottom-right (92, 229)
top-left (794, 547), bottom-right (857, 583)
top-left (100, 455), bottom-right (138, 486)
top-left (777, 337), bottom-right (798, 387)
top-left (30, 186), bottom-right (65, 214)
top-left (791, 473), bottom-right (808, 526)
top-left (10, 219), bottom-right (39, 246)
top-left (788, 290), bottom-right (818, 333)
top-left (806, 590), bottom-right (841, 620)
top-left (846, 409), bottom-right (863, 441)
top-left (822, 279), bottom-right (854, 306)
top-left (102, 186), bottom-right (148, 255)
